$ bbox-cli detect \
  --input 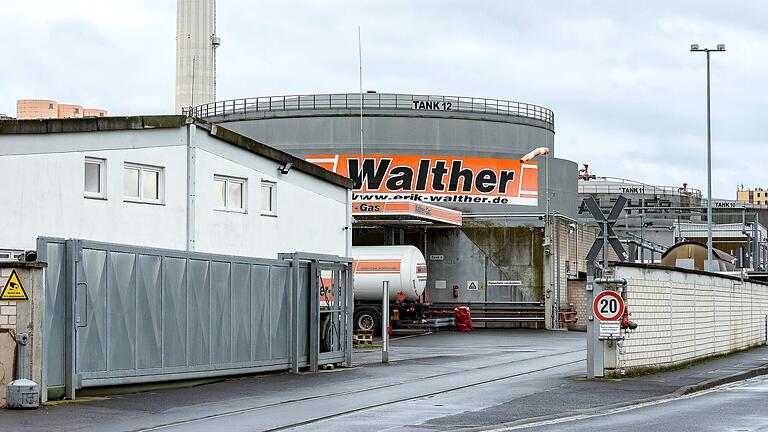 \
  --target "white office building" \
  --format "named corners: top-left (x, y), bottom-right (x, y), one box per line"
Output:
top-left (0, 116), bottom-right (352, 259)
